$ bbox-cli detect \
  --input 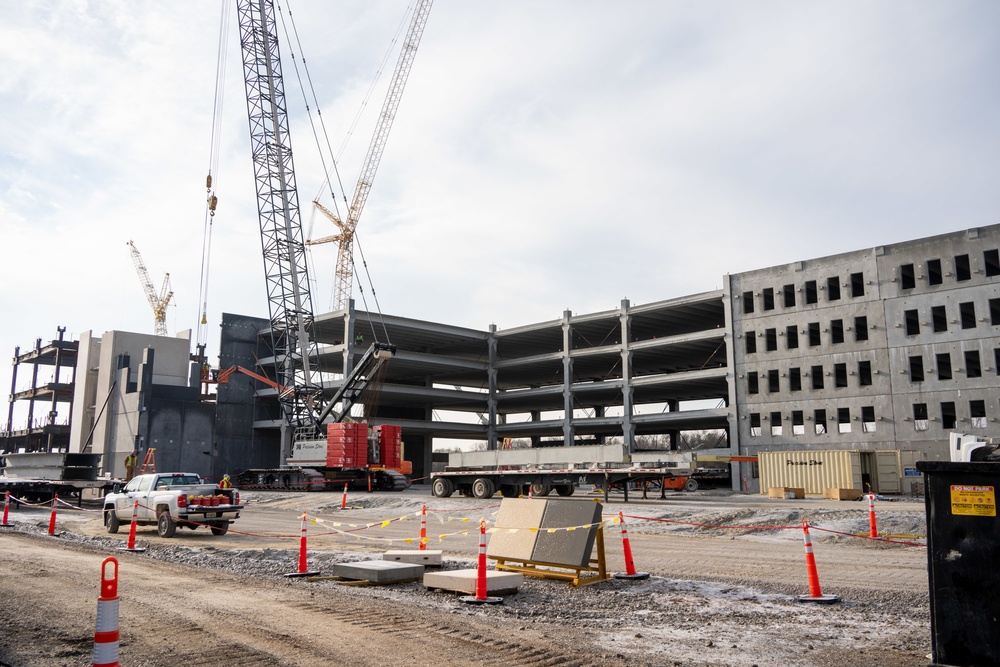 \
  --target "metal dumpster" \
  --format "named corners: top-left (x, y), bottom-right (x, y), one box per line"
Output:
top-left (916, 460), bottom-right (1000, 666)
